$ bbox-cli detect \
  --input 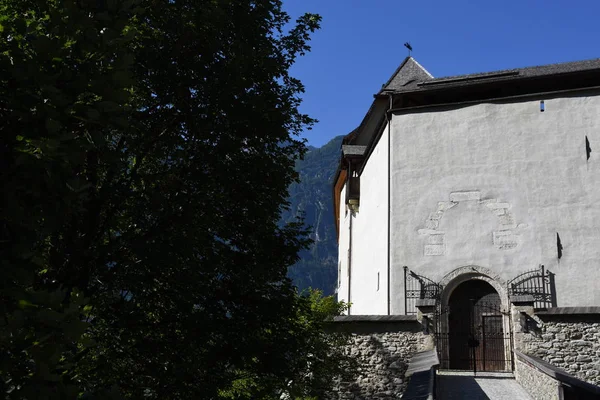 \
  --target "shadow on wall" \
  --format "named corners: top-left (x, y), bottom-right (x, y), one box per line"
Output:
top-left (548, 271), bottom-right (558, 308)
